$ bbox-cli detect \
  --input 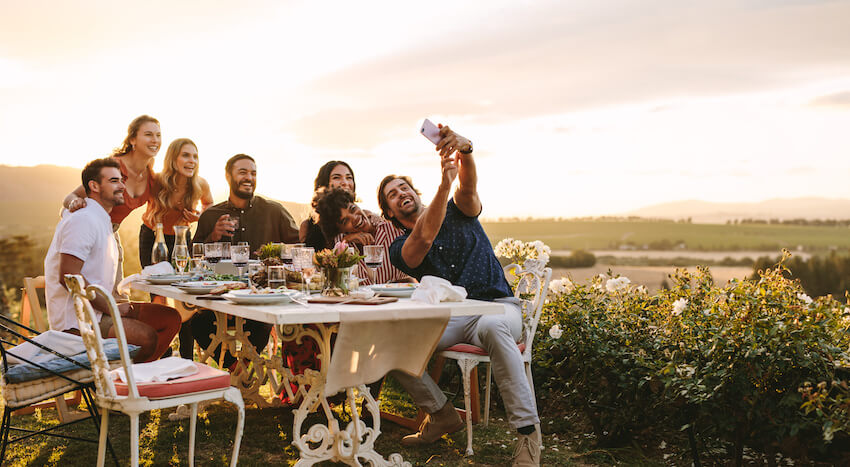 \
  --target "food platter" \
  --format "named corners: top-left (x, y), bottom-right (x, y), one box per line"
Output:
top-left (146, 274), bottom-right (186, 285)
top-left (222, 288), bottom-right (296, 305)
top-left (174, 281), bottom-right (243, 295)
